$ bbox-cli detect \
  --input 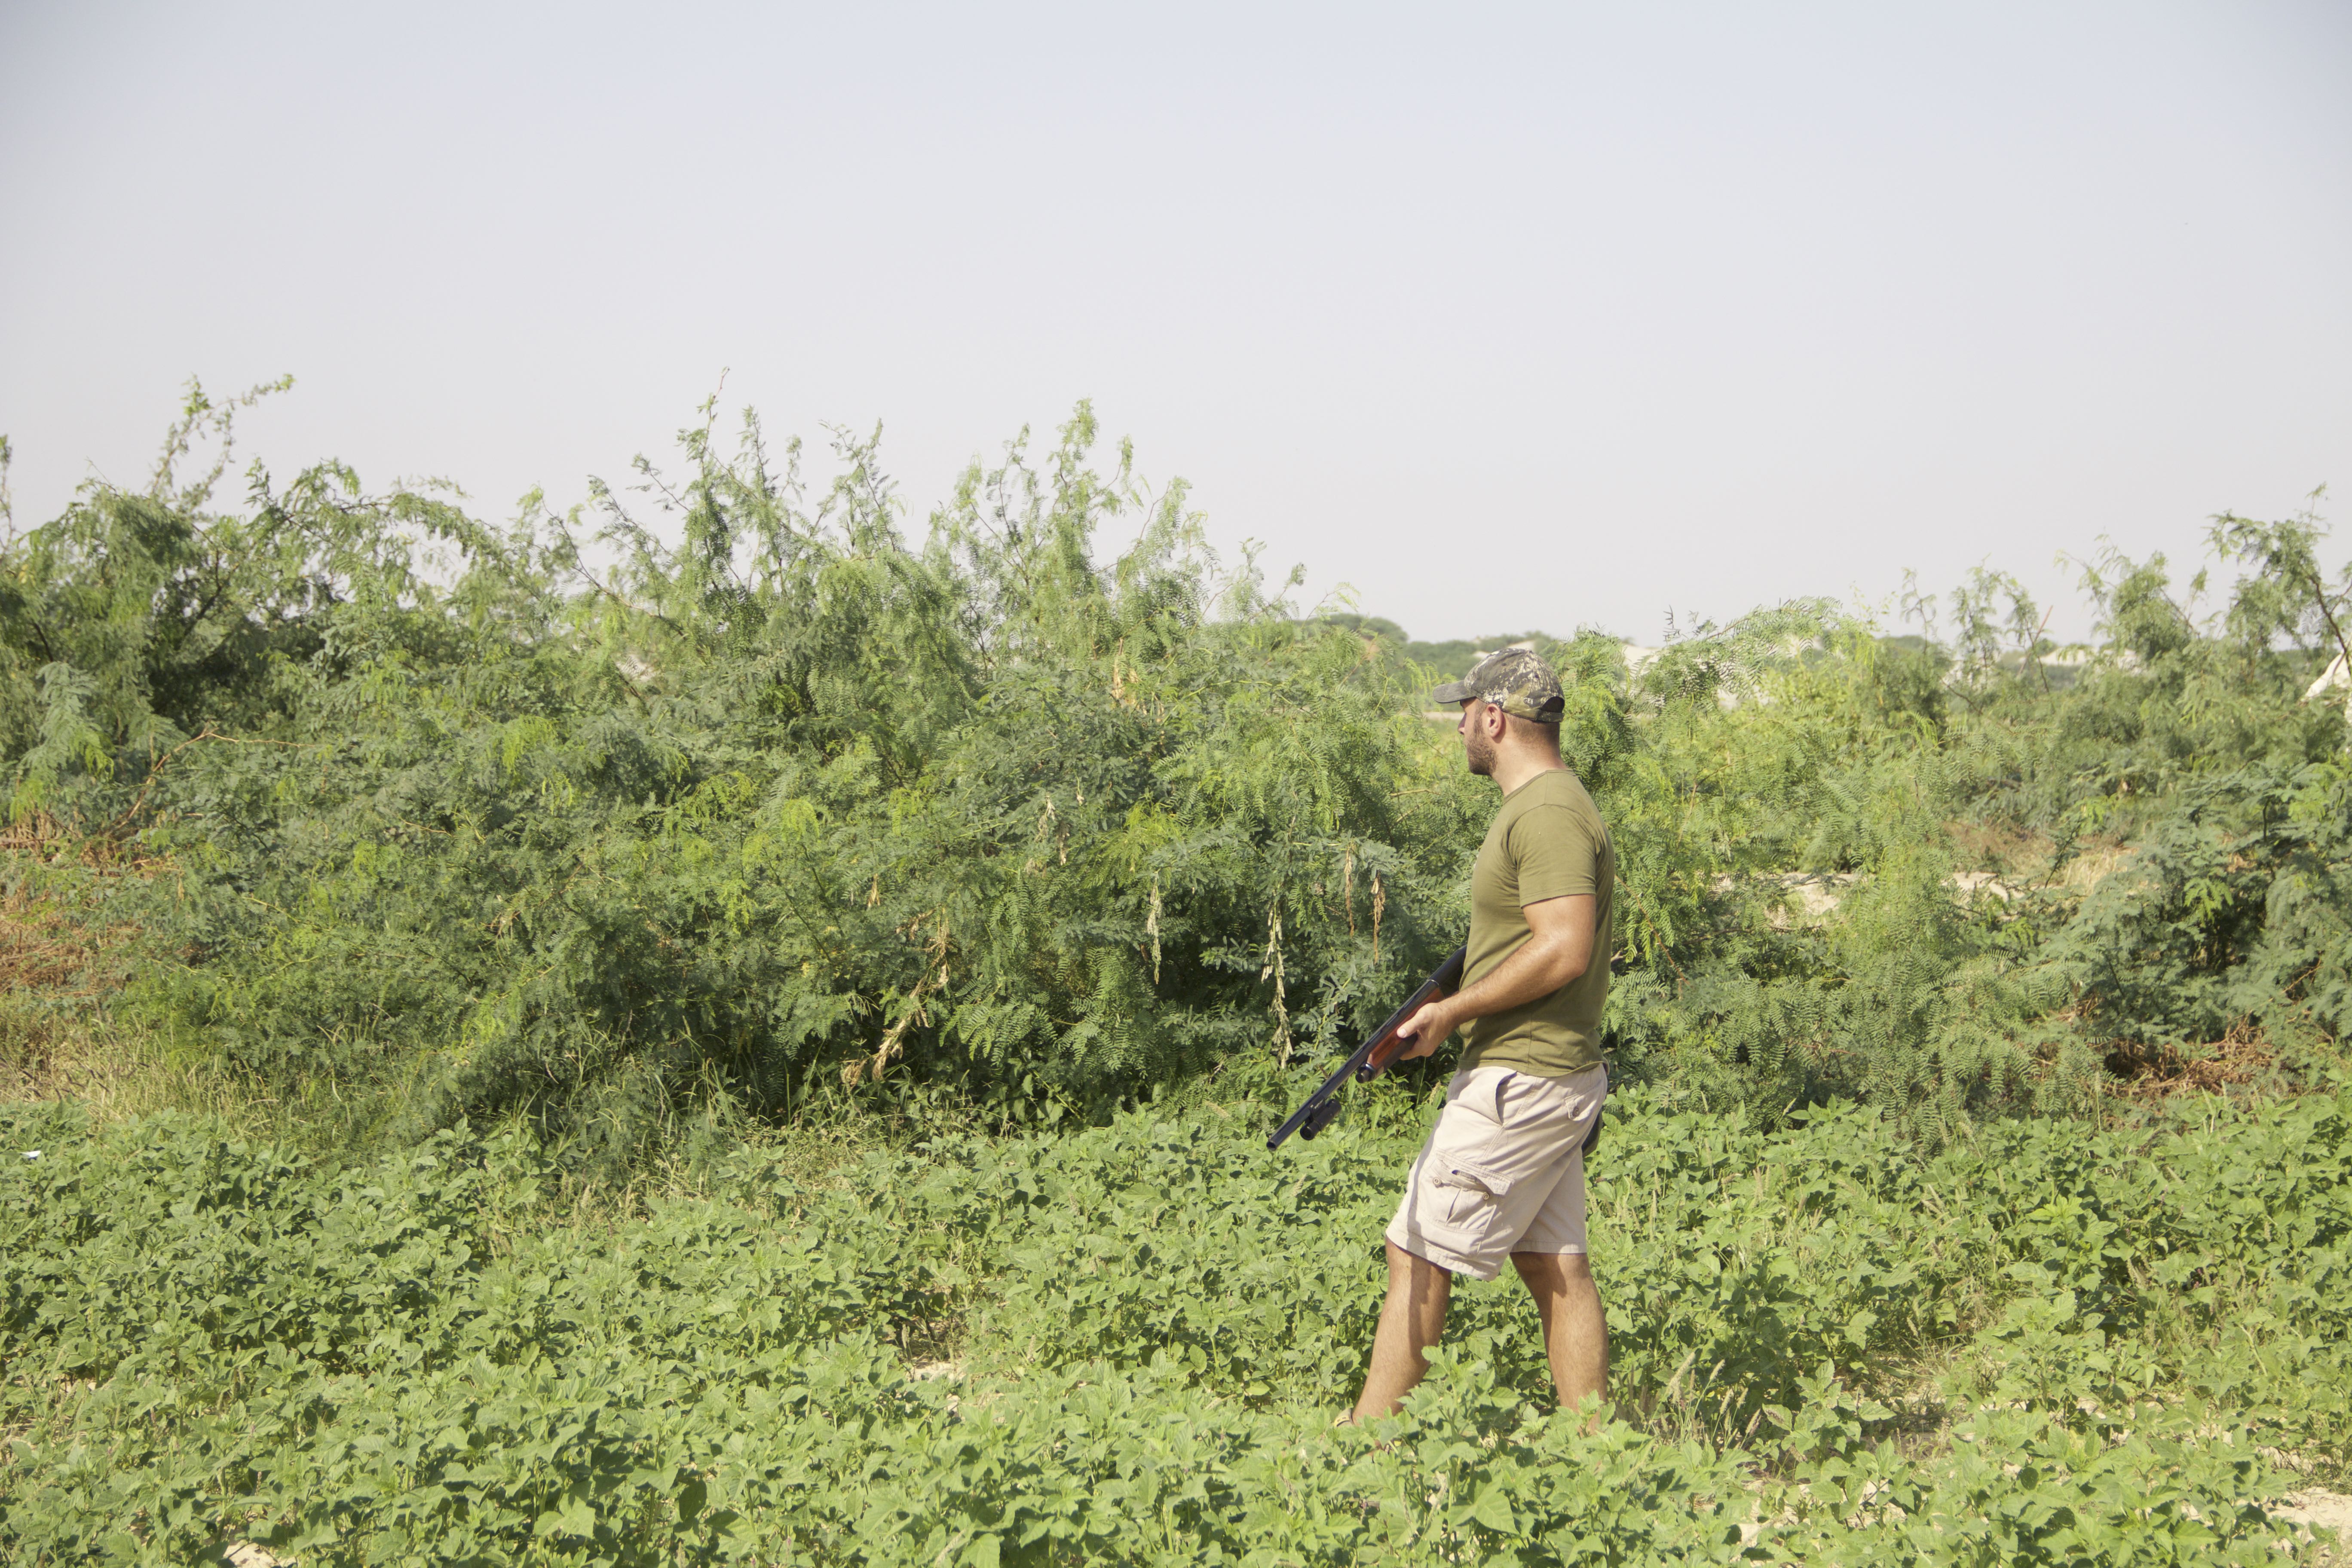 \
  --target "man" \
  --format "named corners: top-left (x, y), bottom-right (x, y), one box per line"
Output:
top-left (1351, 646), bottom-right (1615, 1423)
